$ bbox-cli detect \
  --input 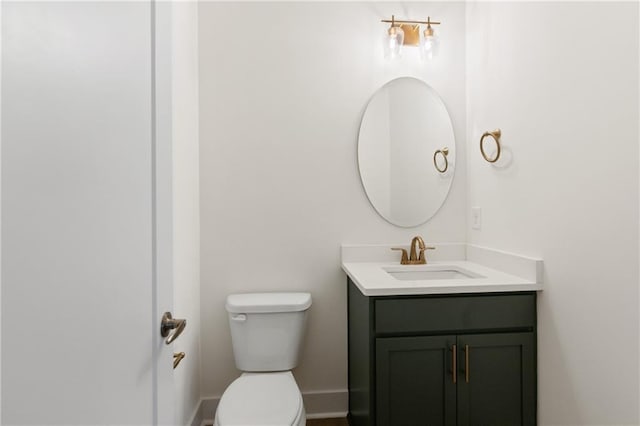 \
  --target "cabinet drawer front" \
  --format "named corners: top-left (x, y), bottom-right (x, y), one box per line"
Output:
top-left (375, 294), bottom-right (536, 334)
